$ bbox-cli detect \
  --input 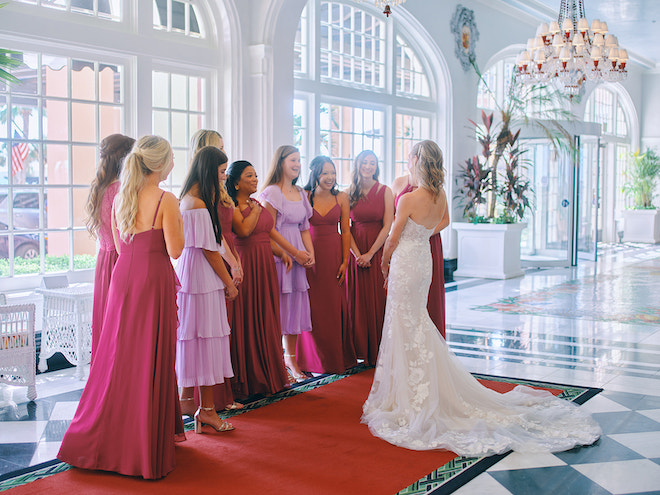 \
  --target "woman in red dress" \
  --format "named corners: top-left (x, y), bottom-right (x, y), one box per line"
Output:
top-left (85, 133), bottom-right (134, 360)
top-left (297, 156), bottom-right (356, 374)
top-left (346, 150), bottom-right (394, 365)
top-left (58, 135), bottom-right (185, 479)
top-left (391, 172), bottom-right (449, 338)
